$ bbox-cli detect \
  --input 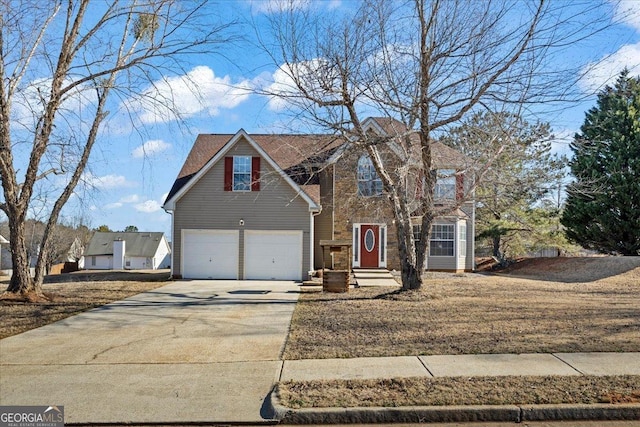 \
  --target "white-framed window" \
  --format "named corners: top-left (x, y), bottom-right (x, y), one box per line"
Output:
top-left (459, 223), bottom-right (467, 257)
top-left (413, 224), bottom-right (422, 242)
top-left (430, 224), bottom-right (455, 256)
top-left (357, 155), bottom-right (383, 197)
top-left (91, 256), bottom-right (96, 266)
top-left (435, 169), bottom-right (456, 200)
top-left (233, 156), bottom-right (251, 191)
